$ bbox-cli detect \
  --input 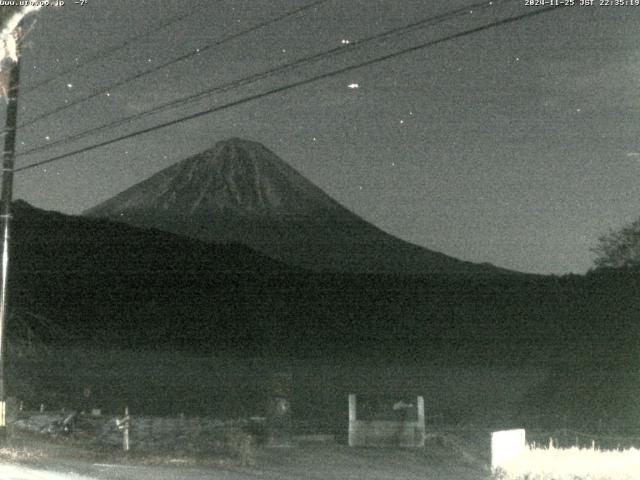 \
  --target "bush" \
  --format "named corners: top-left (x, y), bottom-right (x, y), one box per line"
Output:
top-left (223, 428), bottom-right (256, 466)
